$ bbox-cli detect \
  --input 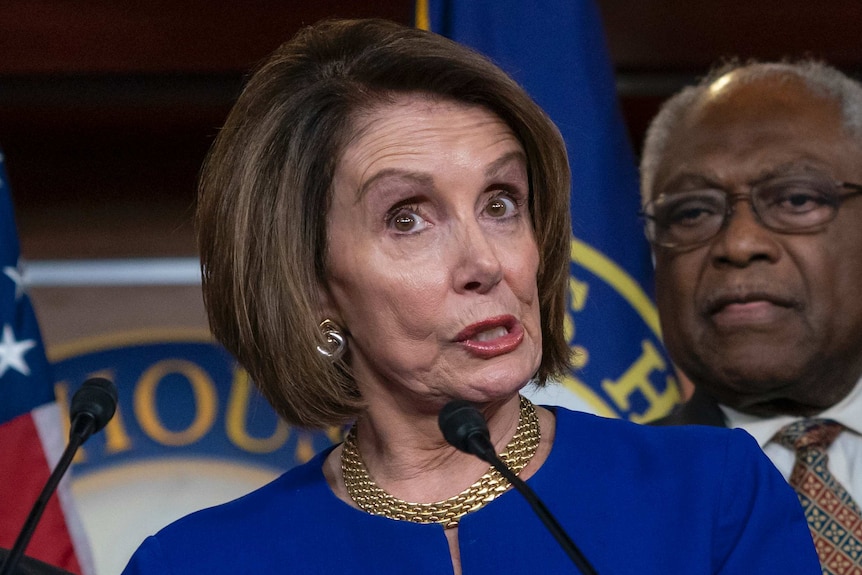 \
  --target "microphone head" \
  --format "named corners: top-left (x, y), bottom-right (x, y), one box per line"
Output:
top-left (70, 377), bottom-right (118, 436)
top-left (438, 400), bottom-right (491, 456)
